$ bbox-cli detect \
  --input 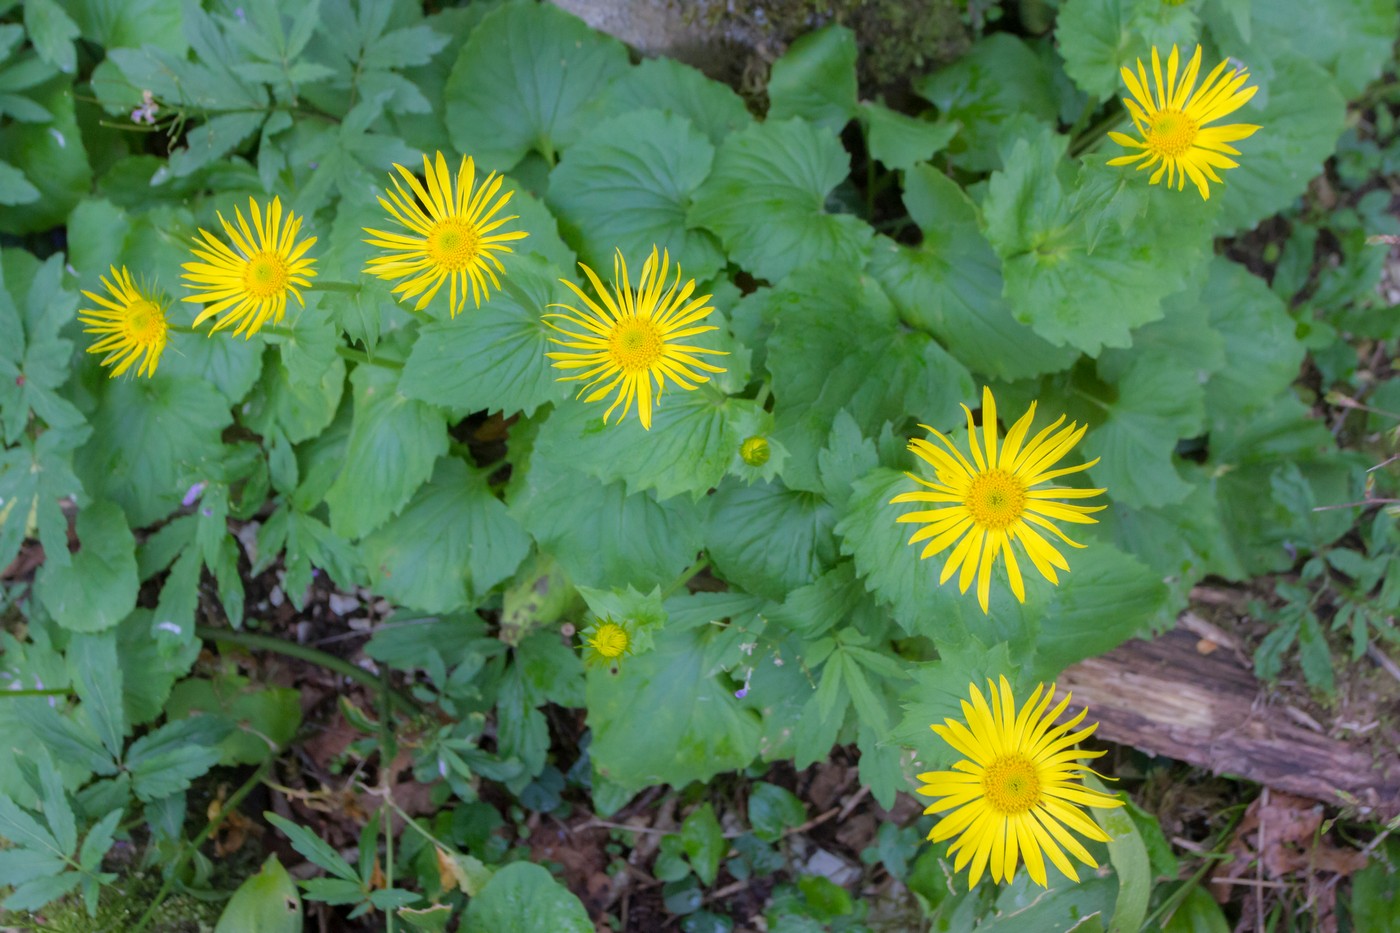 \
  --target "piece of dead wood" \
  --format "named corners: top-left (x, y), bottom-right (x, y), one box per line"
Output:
top-left (1057, 628), bottom-right (1400, 820)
